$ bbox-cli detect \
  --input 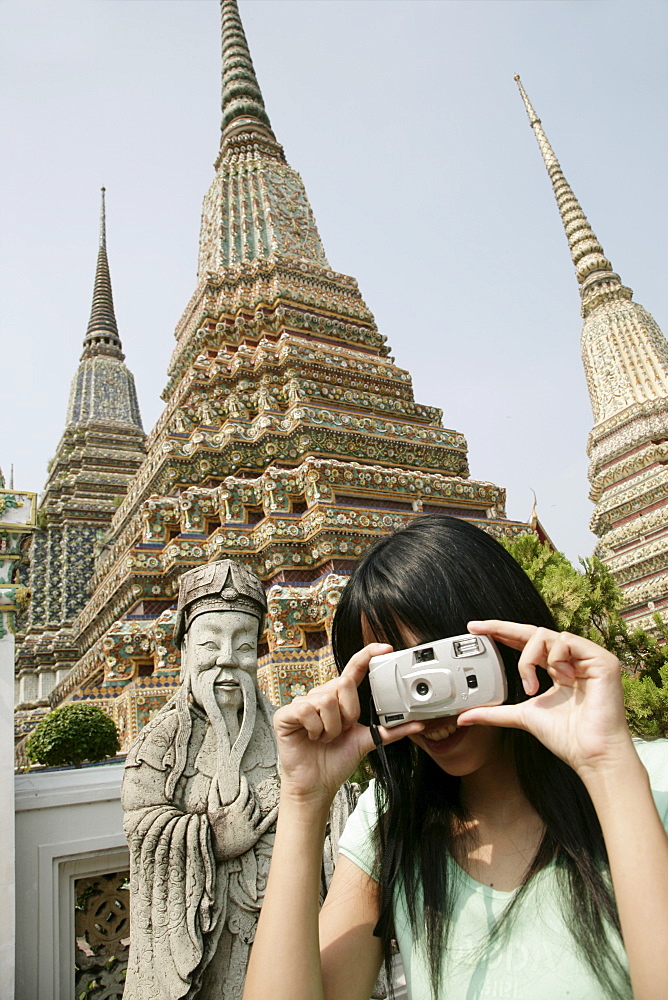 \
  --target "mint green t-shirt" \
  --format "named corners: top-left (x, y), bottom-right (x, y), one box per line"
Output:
top-left (338, 739), bottom-right (668, 1000)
